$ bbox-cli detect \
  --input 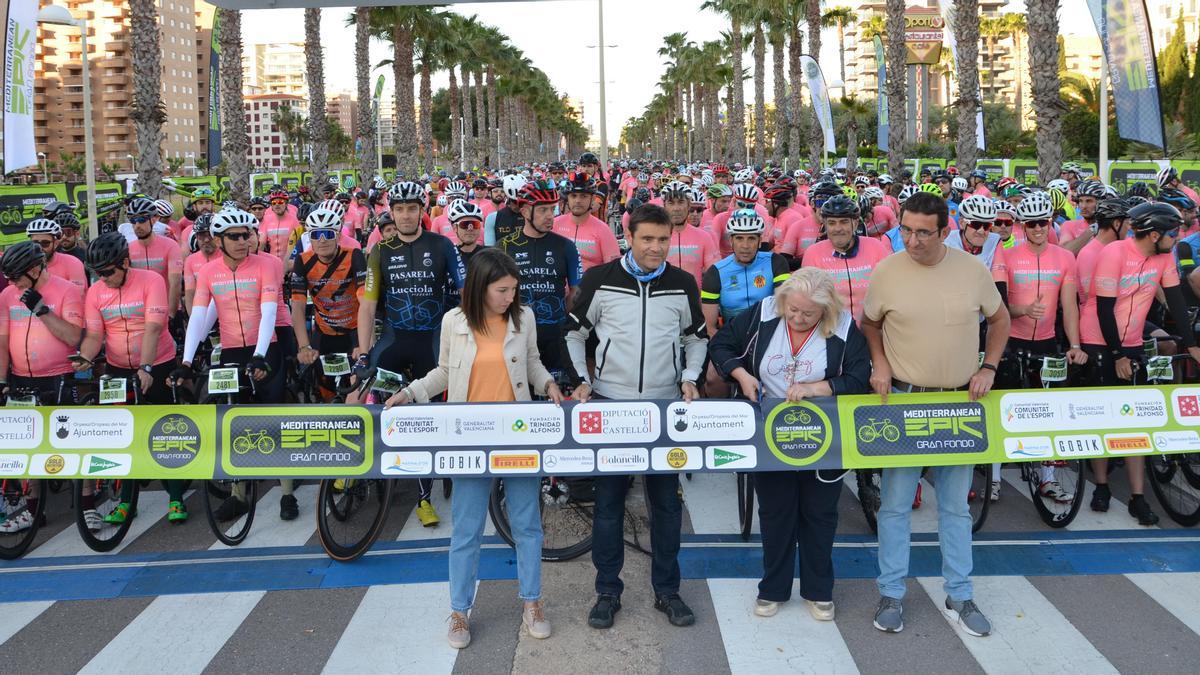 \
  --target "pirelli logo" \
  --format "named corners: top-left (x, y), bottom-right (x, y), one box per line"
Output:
top-left (489, 451), bottom-right (540, 474)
